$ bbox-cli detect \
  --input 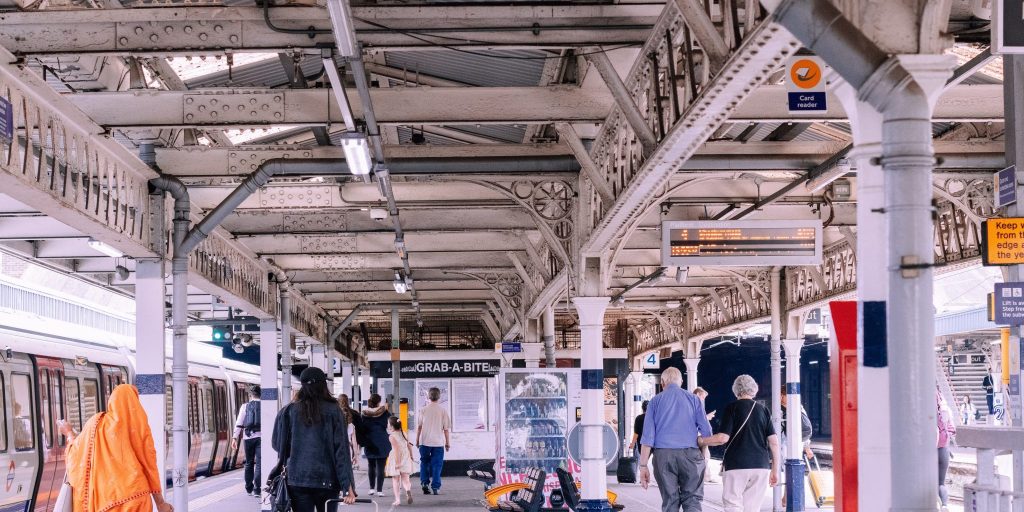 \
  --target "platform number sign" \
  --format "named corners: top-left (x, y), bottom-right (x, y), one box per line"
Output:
top-left (642, 352), bottom-right (659, 369)
top-left (786, 56), bottom-right (828, 114)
